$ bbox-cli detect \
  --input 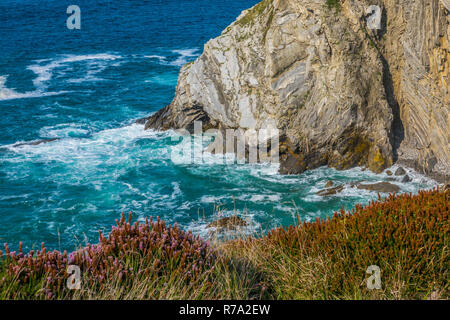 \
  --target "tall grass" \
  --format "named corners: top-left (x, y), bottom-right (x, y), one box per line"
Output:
top-left (226, 188), bottom-right (449, 299)
top-left (0, 213), bottom-right (261, 300)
